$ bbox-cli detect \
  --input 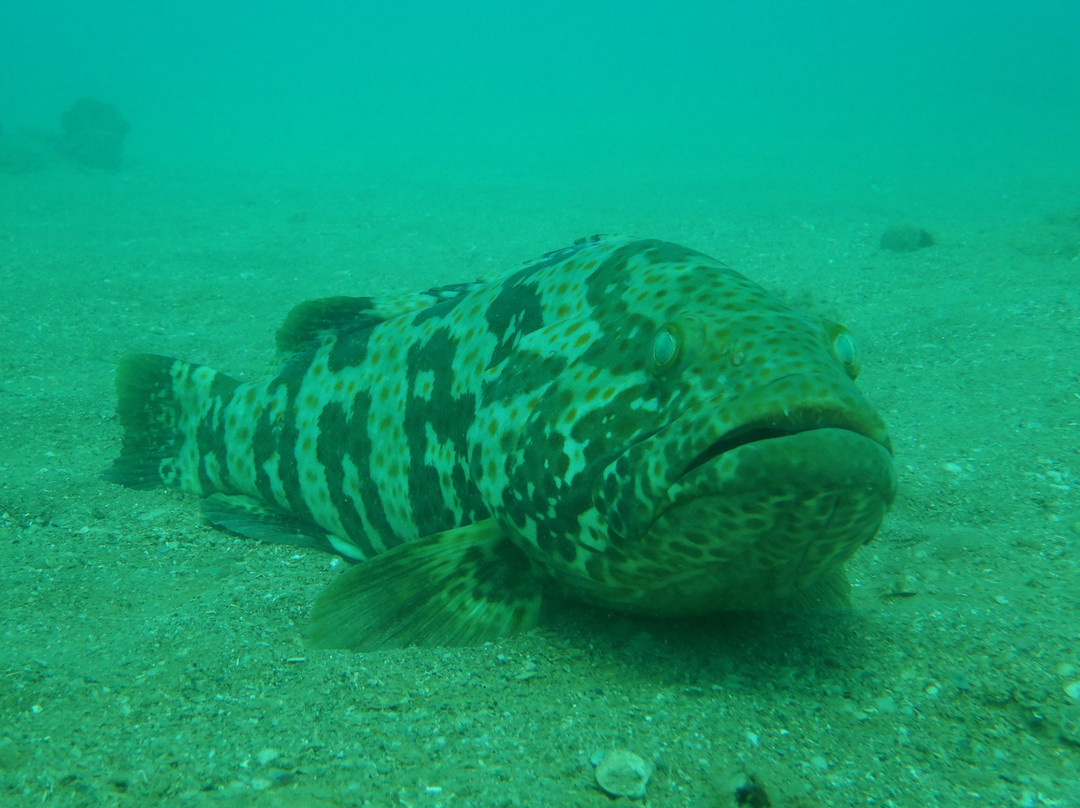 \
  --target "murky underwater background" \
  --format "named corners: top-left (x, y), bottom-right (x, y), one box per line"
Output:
top-left (2, 1), bottom-right (1079, 805)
